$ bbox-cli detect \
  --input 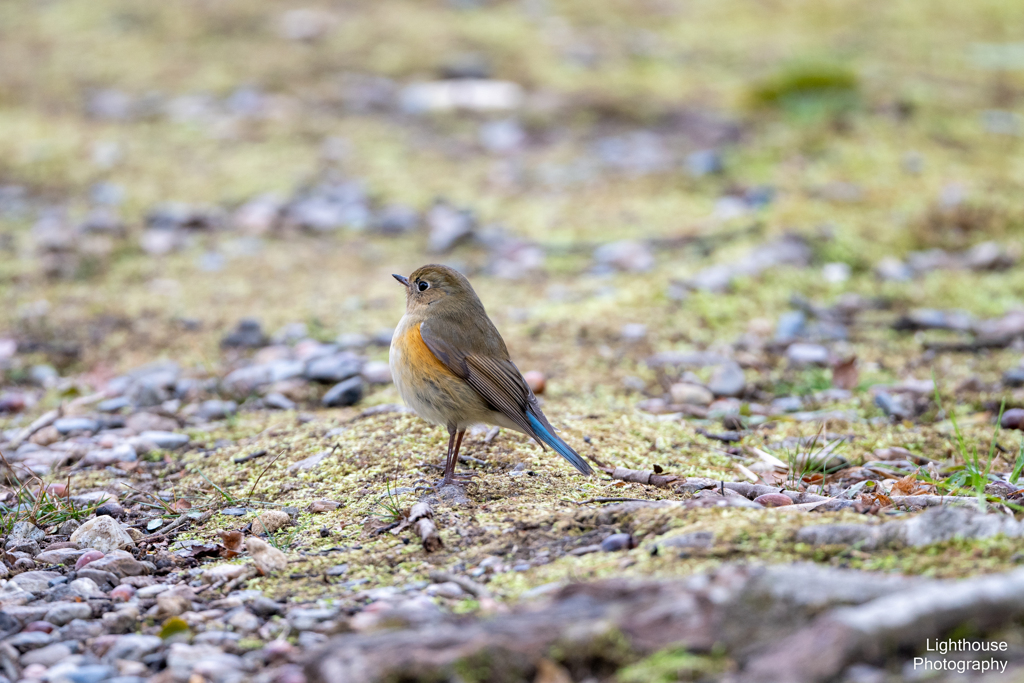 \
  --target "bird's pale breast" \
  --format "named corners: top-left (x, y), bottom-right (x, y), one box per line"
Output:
top-left (390, 316), bottom-right (487, 427)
